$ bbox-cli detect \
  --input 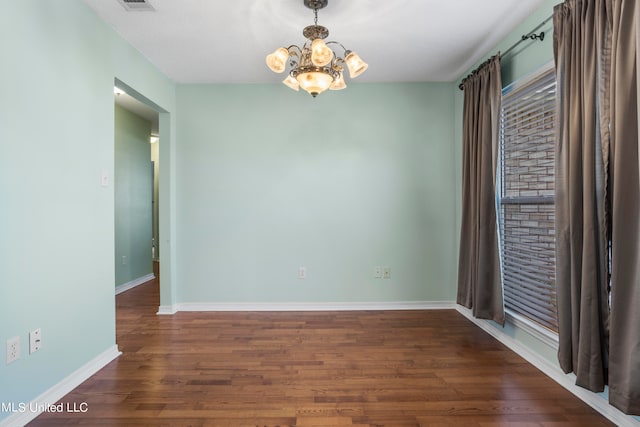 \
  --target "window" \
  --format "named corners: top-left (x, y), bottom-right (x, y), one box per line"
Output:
top-left (498, 64), bottom-right (558, 332)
